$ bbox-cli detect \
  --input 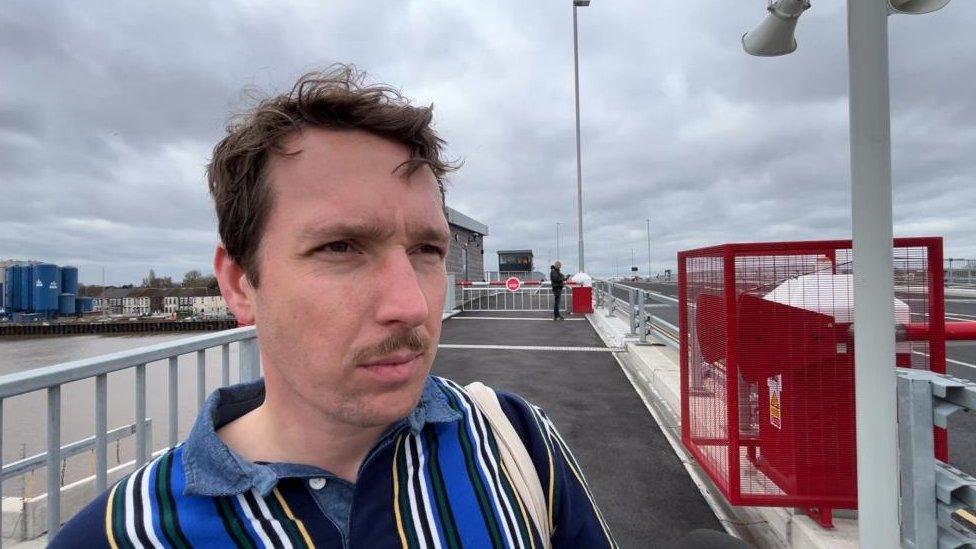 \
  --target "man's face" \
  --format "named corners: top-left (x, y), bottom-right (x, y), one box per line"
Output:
top-left (249, 128), bottom-right (449, 429)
